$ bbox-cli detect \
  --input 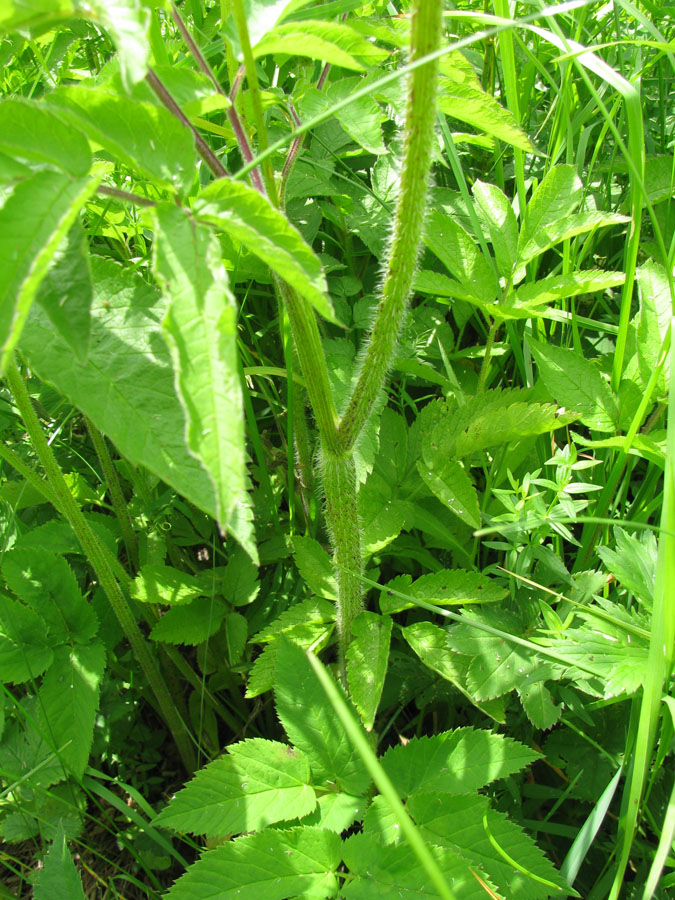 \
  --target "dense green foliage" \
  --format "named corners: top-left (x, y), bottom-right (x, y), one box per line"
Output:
top-left (0, 0), bottom-right (673, 898)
